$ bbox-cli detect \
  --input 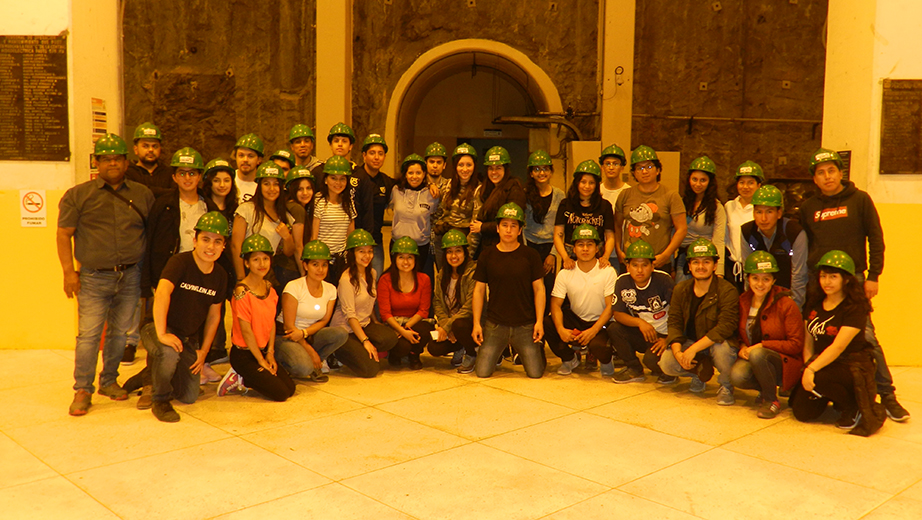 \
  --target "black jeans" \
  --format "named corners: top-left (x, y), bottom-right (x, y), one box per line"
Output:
top-left (229, 346), bottom-right (296, 402)
top-left (791, 360), bottom-right (857, 422)
top-left (335, 322), bottom-right (397, 378)
top-left (605, 321), bottom-right (665, 375)
top-left (428, 317), bottom-right (477, 357)
top-left (390, 320), bottom-right (435, 361)
top-left (543, 308), bottom-right (609, 362)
